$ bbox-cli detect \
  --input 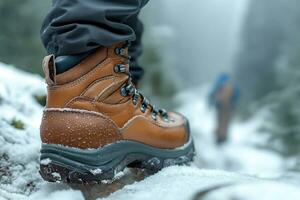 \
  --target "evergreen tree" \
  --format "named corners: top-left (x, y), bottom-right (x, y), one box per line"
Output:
top-left (233, 0), bottom-right (288, 108)
top-left (262, 1), bottom-right (300, 156)
top-left (264, 36), bottom-right (300, 156)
